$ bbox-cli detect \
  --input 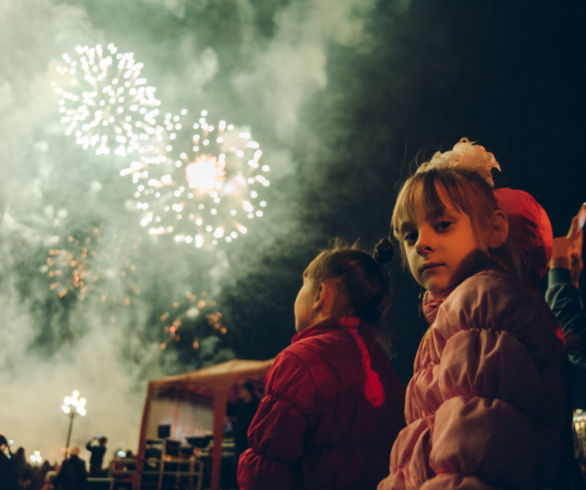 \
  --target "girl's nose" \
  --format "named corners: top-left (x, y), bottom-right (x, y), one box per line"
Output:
top-left (415, 229), bottom-right (433, 255)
